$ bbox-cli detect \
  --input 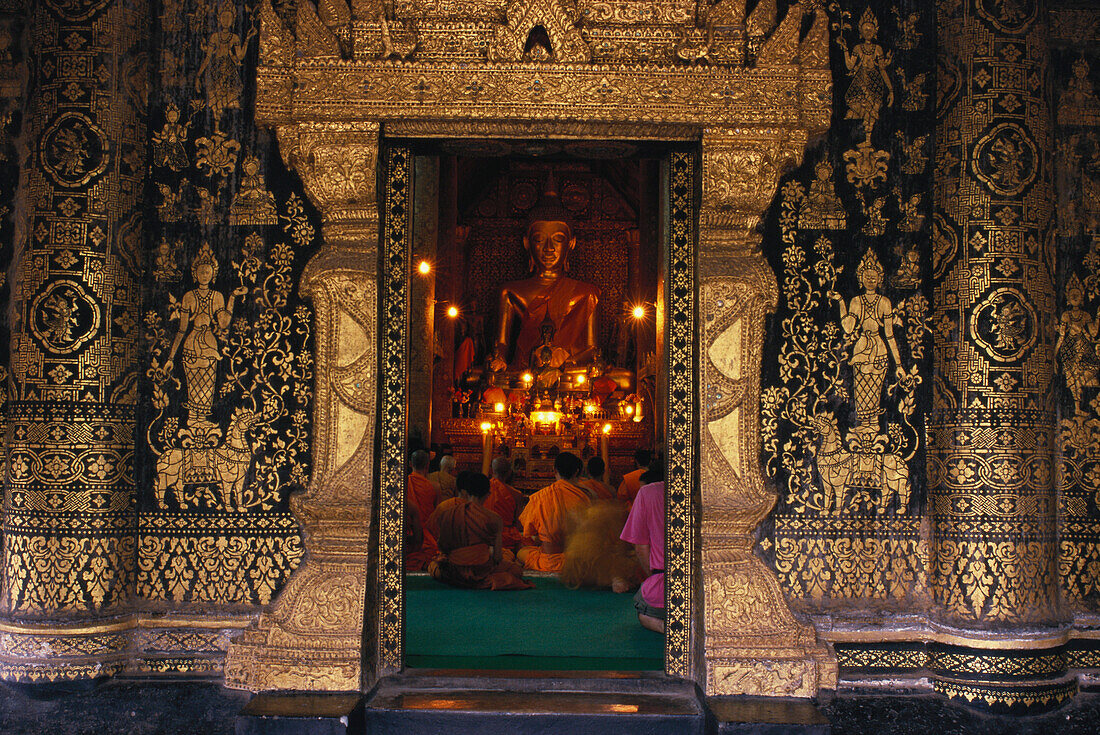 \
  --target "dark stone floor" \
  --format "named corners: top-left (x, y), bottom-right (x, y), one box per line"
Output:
top-left (1, 681), bottom-right (1100, 734)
